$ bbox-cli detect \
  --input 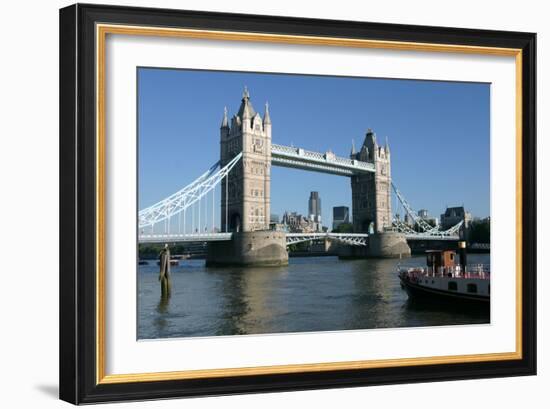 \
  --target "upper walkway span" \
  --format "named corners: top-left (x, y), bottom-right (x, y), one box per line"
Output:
top-left (271, 144), bottom-right (375, 176)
